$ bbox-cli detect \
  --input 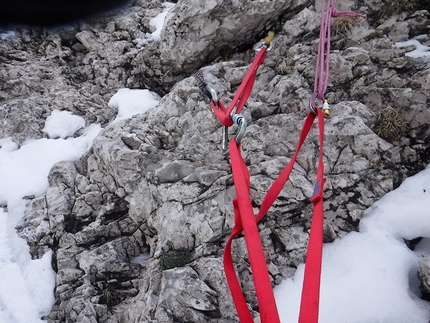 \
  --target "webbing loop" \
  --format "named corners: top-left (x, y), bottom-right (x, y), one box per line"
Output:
top-left (194, 32), bottom-right (273, 154)
top-left (299, 108), bottom-right (325, 323)
top-left (195, 29), bottom-right (330, 323)
top-left (224, 109), bottom-right (326, 323)
top-left (210, 45), bottom-right (267, 127)
top-left (226, 138), bottom-right (281, 323)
